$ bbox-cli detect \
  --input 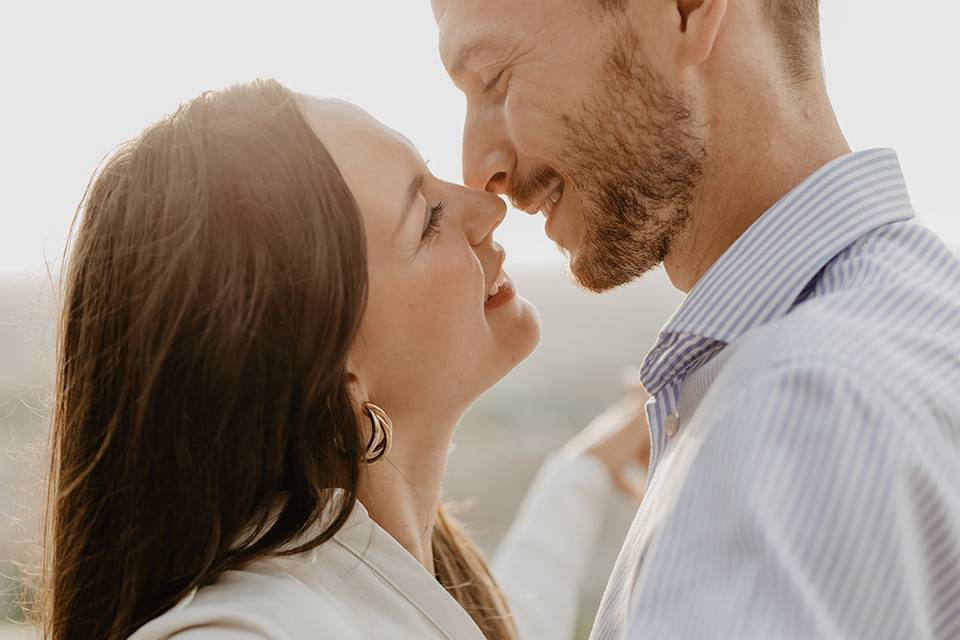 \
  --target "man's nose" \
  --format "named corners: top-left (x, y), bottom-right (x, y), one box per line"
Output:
top-left (462, 105), bottom-right (516, 195)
